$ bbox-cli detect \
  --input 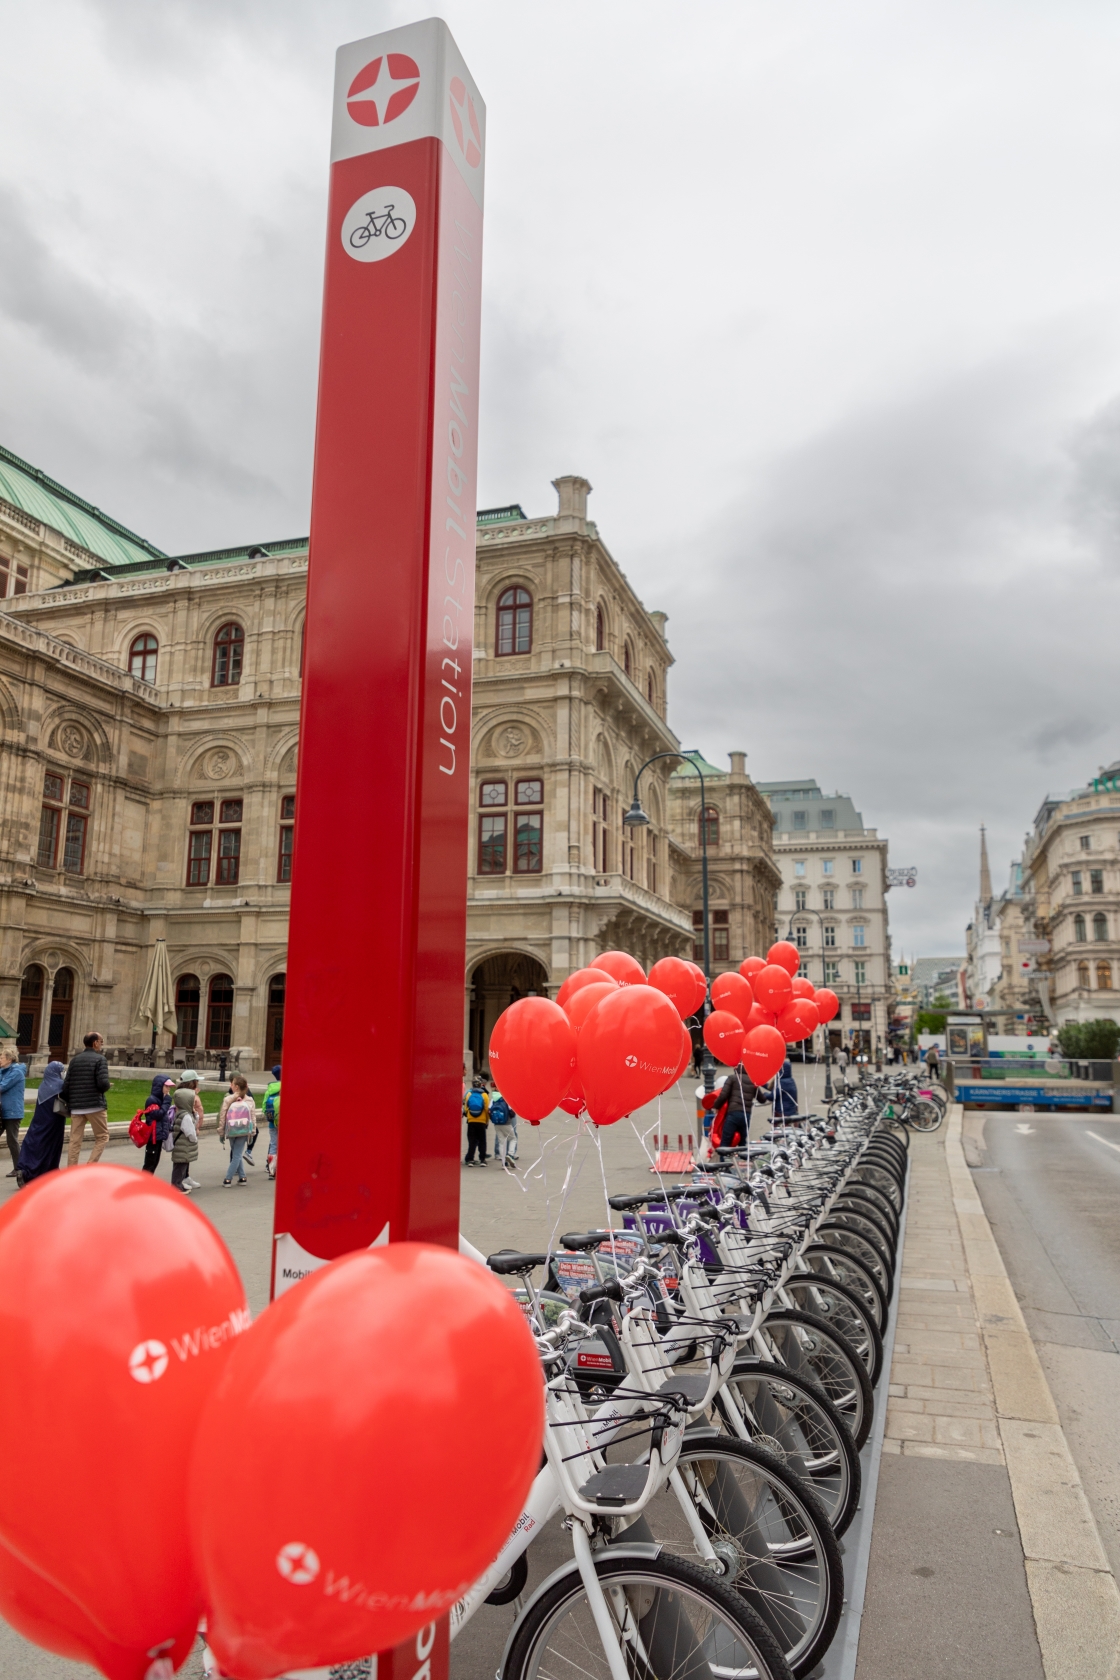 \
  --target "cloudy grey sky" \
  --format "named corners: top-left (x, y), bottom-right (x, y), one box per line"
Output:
top-left (2, 0), bottom-right (1120, 957)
